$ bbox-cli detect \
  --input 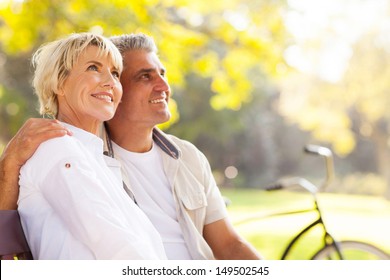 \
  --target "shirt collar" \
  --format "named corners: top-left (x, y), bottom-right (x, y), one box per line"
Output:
top-left (61, 122), bottom-right (104, 154)
top-left (102, 123), bottom-right (180, 160)
top-left (152, 127), bottom-right (179, 159)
